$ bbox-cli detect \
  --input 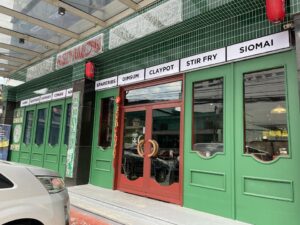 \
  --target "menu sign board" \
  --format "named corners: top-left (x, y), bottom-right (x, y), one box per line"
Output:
top-left (227, 31), bottom-right (290, 61)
